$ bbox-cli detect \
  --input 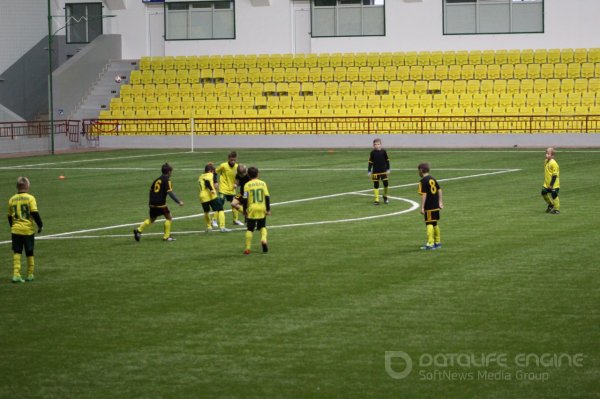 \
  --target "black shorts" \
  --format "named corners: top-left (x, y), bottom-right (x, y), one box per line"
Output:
top-left (149, 206), bottom-right (170, 219)
top-left (202, 197), bottom-right (224, 213)
top-left (12, 234), bottom-right (35, 255)
top-left (247, 218), bottom-right (266, 232)
top-left (218, 193), bottom-right (235, 202)
top-left (371, 172), bottom-right (388, 182)
top-left (424, 210), bottom-right (440, 224)
top-left (541, 187), bottom-right (559, 198)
